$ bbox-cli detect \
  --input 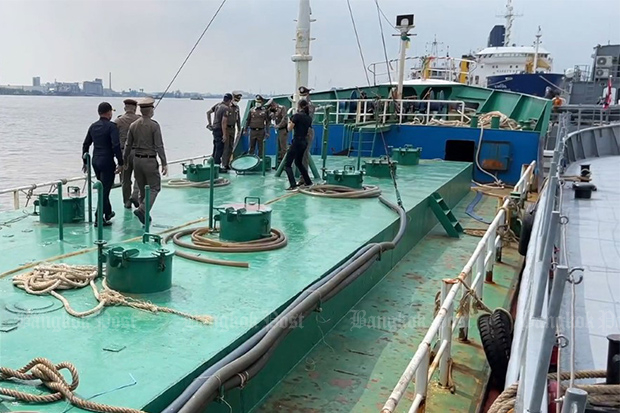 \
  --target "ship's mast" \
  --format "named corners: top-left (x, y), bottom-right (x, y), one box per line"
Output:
top-left (291, 0), bottom-right (313, 102)
top-left (500, 0), bottom-right (521, 46)
top-left (533, 26), bottom-right (542, 72)
top-left (396, 15), bottom-right (414, 100)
